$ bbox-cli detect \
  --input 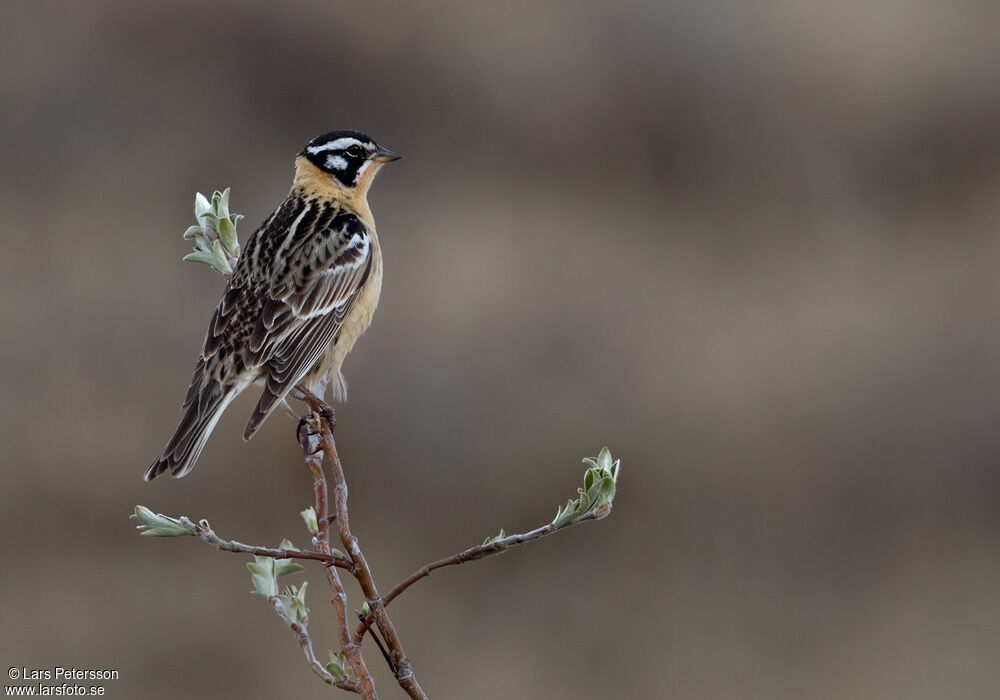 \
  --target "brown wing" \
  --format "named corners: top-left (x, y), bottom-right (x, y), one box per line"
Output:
top-left (243, 208), bottom-right (372, 438)
top-left (198, 198), bottom-right (373, 439)
top-left (147, 198), bottom-right (373, 479)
